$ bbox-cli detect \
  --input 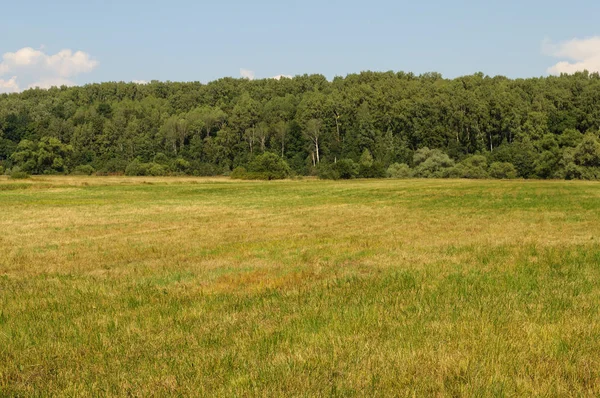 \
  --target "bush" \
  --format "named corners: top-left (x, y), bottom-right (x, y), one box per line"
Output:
top-left (148, 163), bottom-right (167, 176)
top-left (71, 165), bottom-right (95, 176)
top-left (356, 149), bottom-right (385, 178)
top-left (573, 133), bottom-right (600, 168)
top-left (97, 158), bottom-right (128, 175)
top-left (450, 155), bottom-right (489, 179)
top-left (559, 162), bottom-right (600, 180)
top-left (489, 162), bottom-right (518, 179)
top-left (125, 159), bottom-right (147, 176)
top-left (173, 157), bottom-right (190, 173)
top-left (233, 152), bottom-right (290, 180)
top-left (190, 161), bottom-right (222, 176)
top-left (336, 159), bottom-right (359, 179)
top-left (534, 150), bottom-right (560, 179)
top-left (412, 148), bottom-right (455, 178)
top-left (153, 153), bottom-right (169, 165)
top-left (230, 167), bottom-right (248, 179)
top-left (359, 161), bottom-right (386, 178)
top-left (10, 170), bottom-right (30, 179)
top-left (317, 163), bottom-right (340, 180)
top-left (230, 166), bottom-right (270, 180)
top-left (387, 163), bottom-right (412, 178)
top-left (318, 159), bottom-right (359, 180)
